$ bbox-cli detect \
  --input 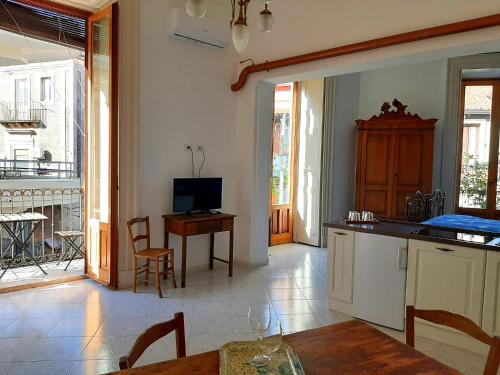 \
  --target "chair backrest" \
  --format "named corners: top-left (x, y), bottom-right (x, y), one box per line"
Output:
top-left (405, 191), bottom-right (427, 222)
top-left (427, 189), bottom-right (446, 218)
top-left (119, 311), bottom-right (186, 370)
top-left (126, 216), bottom-right (151, 254)
top-left (405, 189), bottom-right (446, 222)
top-left (406, 306), bottom-right (500, 375)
